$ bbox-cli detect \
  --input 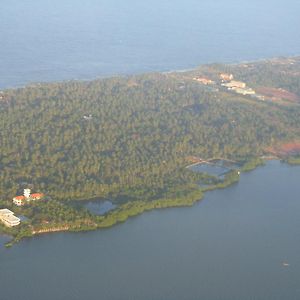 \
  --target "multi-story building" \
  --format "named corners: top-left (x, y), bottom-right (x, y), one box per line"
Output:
top-left (0, 209), bottom-right (21, 227)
